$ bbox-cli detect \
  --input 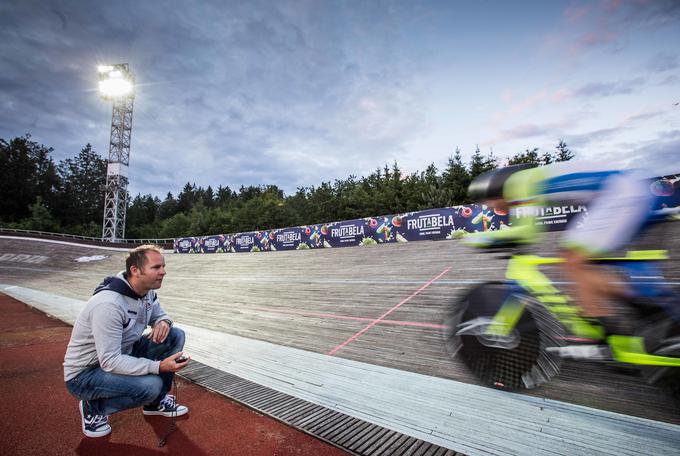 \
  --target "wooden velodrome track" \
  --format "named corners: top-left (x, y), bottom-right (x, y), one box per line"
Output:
top-left (1, 223), bottom-right (679, 428)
